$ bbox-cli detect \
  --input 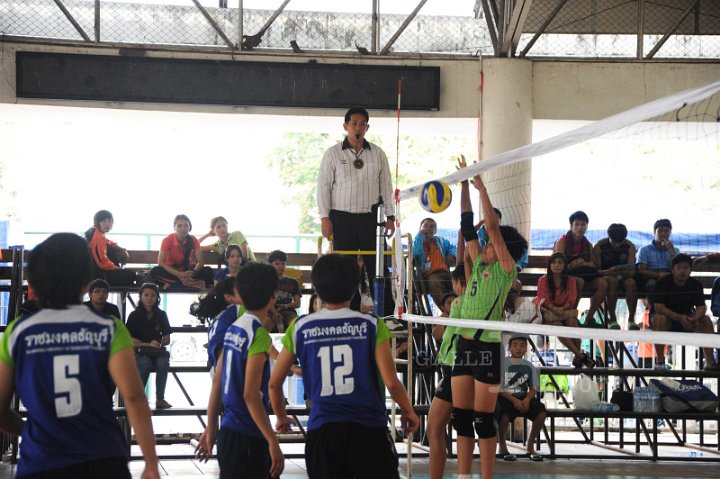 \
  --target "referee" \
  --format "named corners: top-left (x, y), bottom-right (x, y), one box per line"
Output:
top-left (317, 107), bottom-right (395, 311)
